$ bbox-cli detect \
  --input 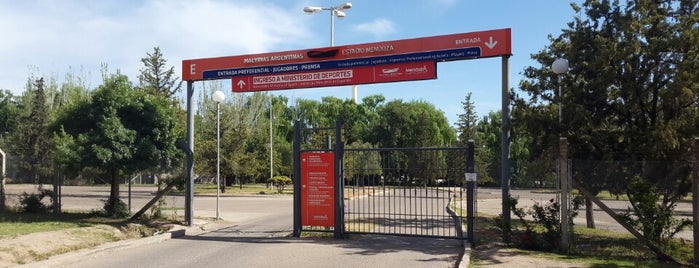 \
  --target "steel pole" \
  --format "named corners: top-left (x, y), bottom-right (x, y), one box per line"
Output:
top-left (186, 81), bottom-right (194, 226)
top-left (501, 55), bottom-right (511, 243)
top-left (216, 102), bottom-right (220, 220)
top-left (693, 138), bottom-right (699, 266)
top-left (330, 10), bottom-right (334, 47)
top-left (270, 94), bottom-right (273, 182)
